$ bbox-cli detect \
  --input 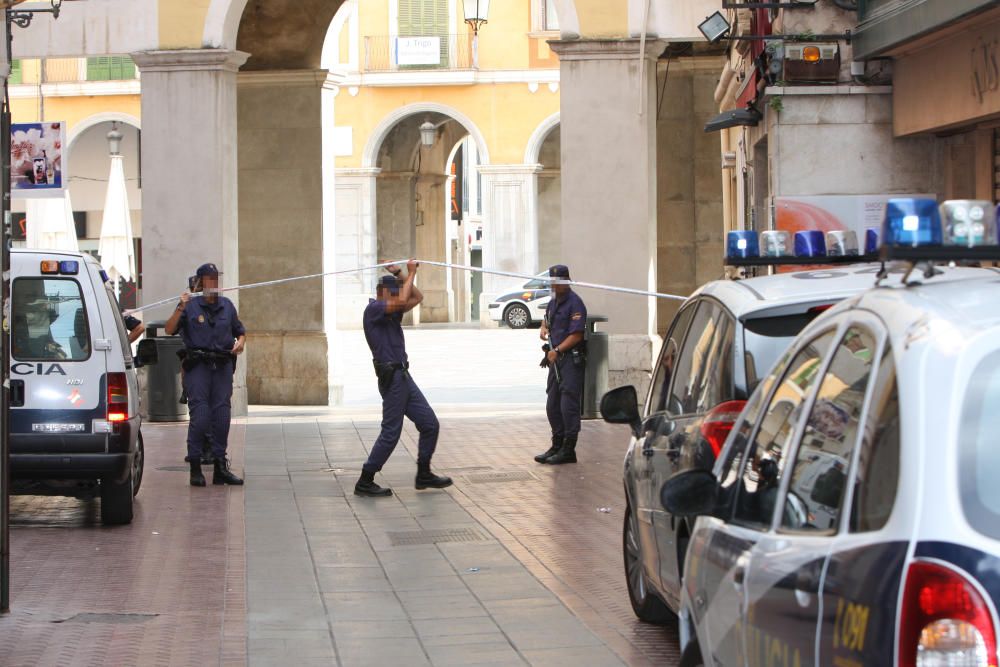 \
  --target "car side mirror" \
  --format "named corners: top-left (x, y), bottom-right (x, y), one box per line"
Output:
top-left (135, 339), bottom-right (158, 367)
top-left (601, 386), bottom-right (642, 438)
top-left (661, 469), bottom-right (719, 517)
